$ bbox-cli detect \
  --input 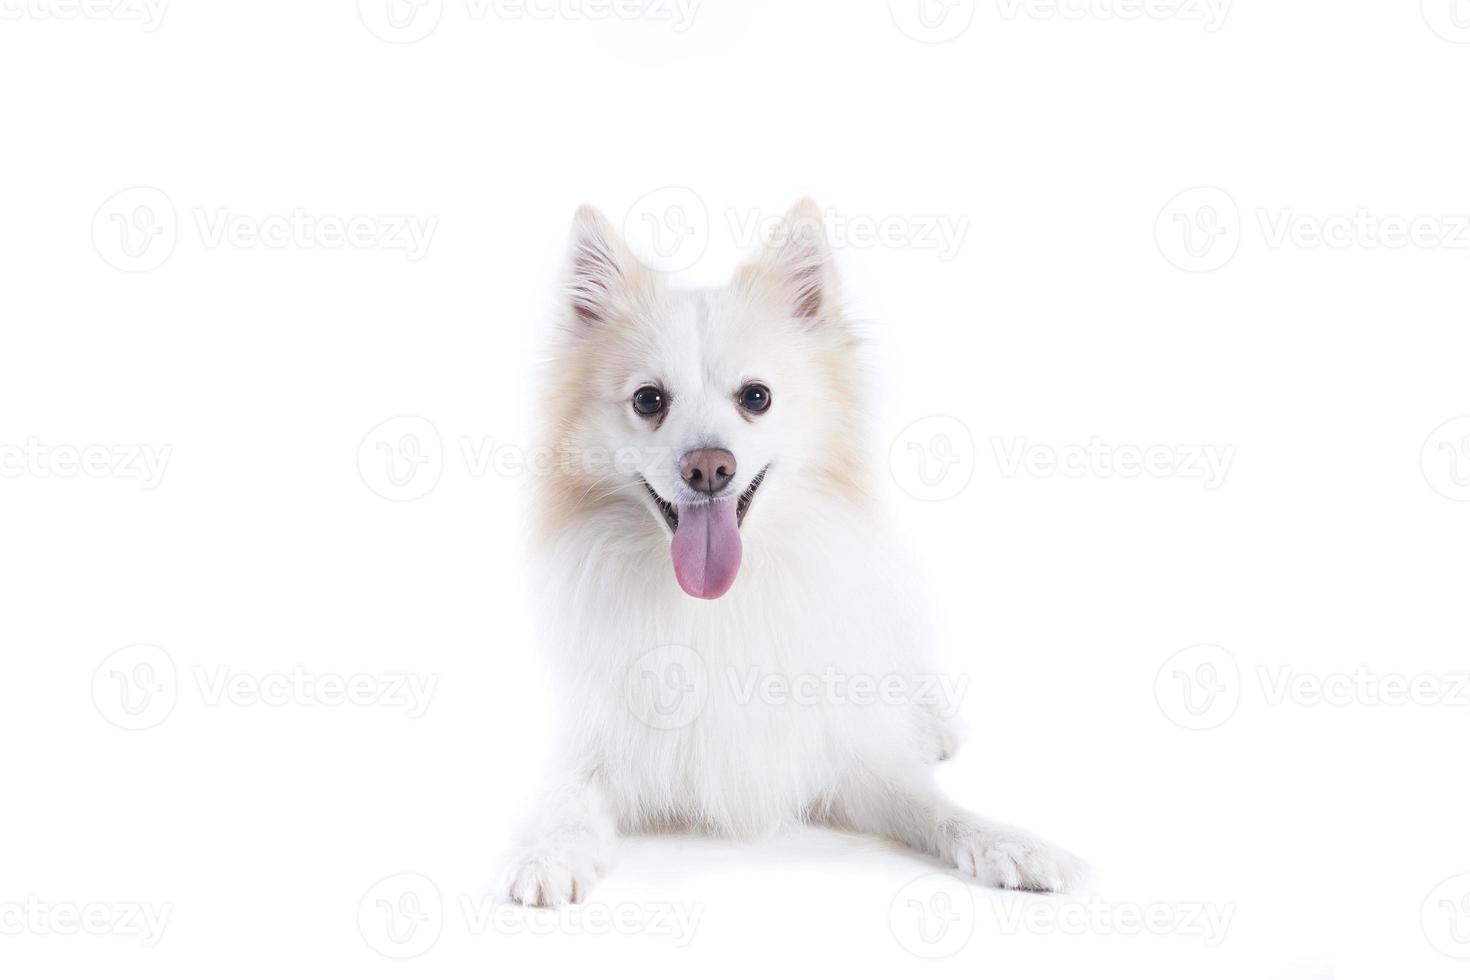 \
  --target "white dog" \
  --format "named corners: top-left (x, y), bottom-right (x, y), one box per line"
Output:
top-left (504, 200), bottom-right (1084, 906)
